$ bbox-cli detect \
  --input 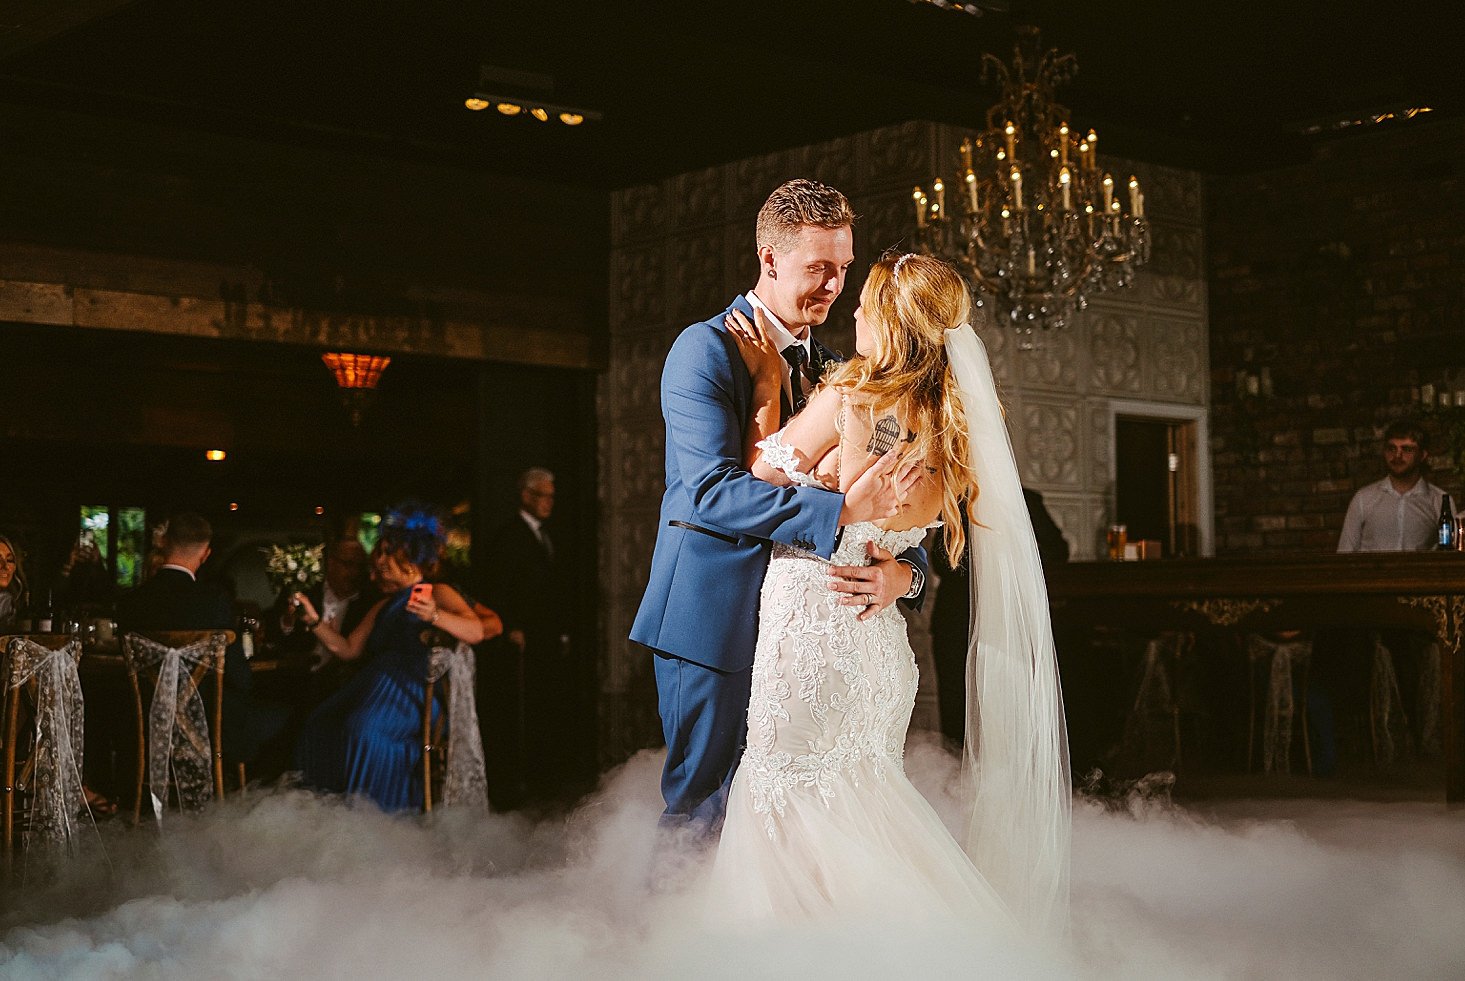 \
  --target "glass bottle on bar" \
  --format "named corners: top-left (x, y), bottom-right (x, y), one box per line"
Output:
top-left (35, 587), bottom-right (54, 632)
top-left (1438, 493), bottom-right (1456, 550)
